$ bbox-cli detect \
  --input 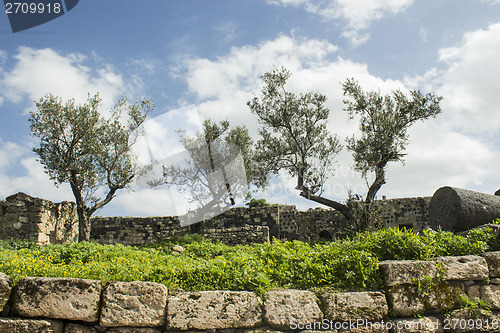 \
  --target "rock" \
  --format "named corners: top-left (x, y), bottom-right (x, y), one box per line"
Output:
top-left (264, 289), bottom-right (322, 330)
top-left (0, 272), bottom-right (12, 310)
top-left (378, 260), bottom-right (437, 287)
top-left (321, 291), bottom-right (388, 322)
top-left (100, 281), bottom-right (168, 327)
top-left (386, 281), bottom-right (465, 317)
top-left (481, 251), bottom-right (500, 278)
top-left (466, 284), bottom-right (500, 310)
top-left (12, 277), bottom-right (102, 322)
top-left (167, 291), bottom-right (262, 330)
top-left (444, 308), bottom-right (500, 333)
top-left (434, 255), bottom-right (489, 281)
top-left (63, 323), bottom-right (102, 333)
top-left (428, 186), bottom-right (500, 232)
top-left (495, 189), bottom-right (500, 196)
top-left (106, 328), bottom-right (163, 333)
top-left (0, 317), bottom-right (64, 333)
top-left (390, 317), bottom-right (443, 333)
top-left (172, 245), bottom-right (184, 254)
